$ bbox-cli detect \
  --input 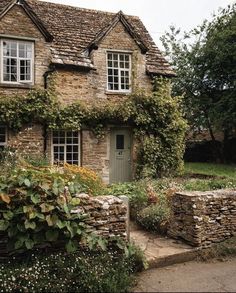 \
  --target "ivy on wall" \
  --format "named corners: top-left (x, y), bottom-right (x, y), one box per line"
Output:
top-left (0, 78), bottom-right (187, 177)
